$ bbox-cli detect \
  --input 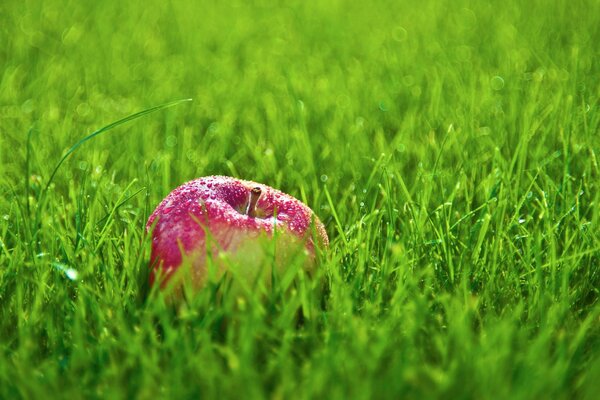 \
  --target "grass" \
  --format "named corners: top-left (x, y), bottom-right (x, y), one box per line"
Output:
top-left (1, 0), bottom-right (599, 398)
